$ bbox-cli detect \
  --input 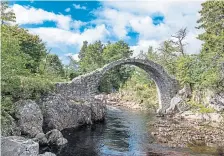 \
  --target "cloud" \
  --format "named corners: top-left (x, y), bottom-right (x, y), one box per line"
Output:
top-left (73, 4), bottom-right (86, 10)
top-left (28, 24), bottom-right (110, 48)
top-left (65, 53), bottom-right (80, 61)
top-left (93, 0), bottom-right (205, 55)
top-left (71, 20), bottom-right (86, 30)
top-left (65, 8), bottom-right (70, 12)
top-left (12, 4), bottom-right (72, 30)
